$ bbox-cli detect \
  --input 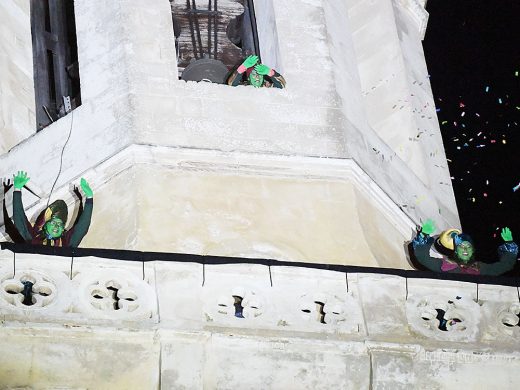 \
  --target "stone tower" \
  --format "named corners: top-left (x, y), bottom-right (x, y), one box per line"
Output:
top-left (1, 1), bottom-right (519, 388)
